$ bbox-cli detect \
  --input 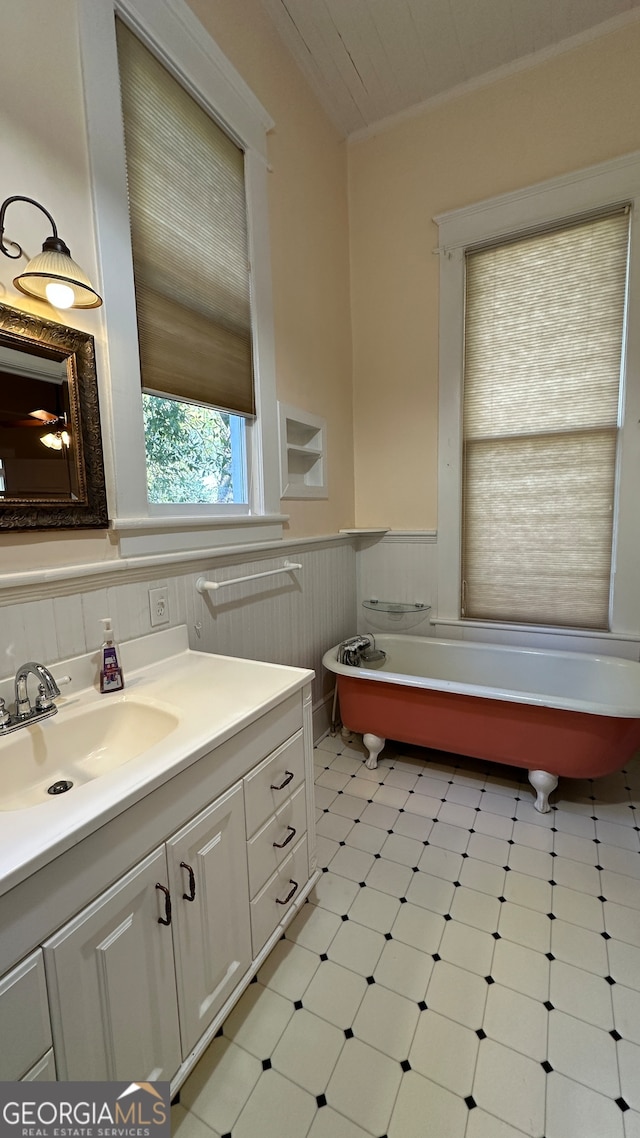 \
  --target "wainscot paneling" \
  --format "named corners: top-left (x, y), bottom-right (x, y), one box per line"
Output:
top-left (356, 531), bottom-right (437, 638)
top-left (0, 538), bottom-right (357, 740)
